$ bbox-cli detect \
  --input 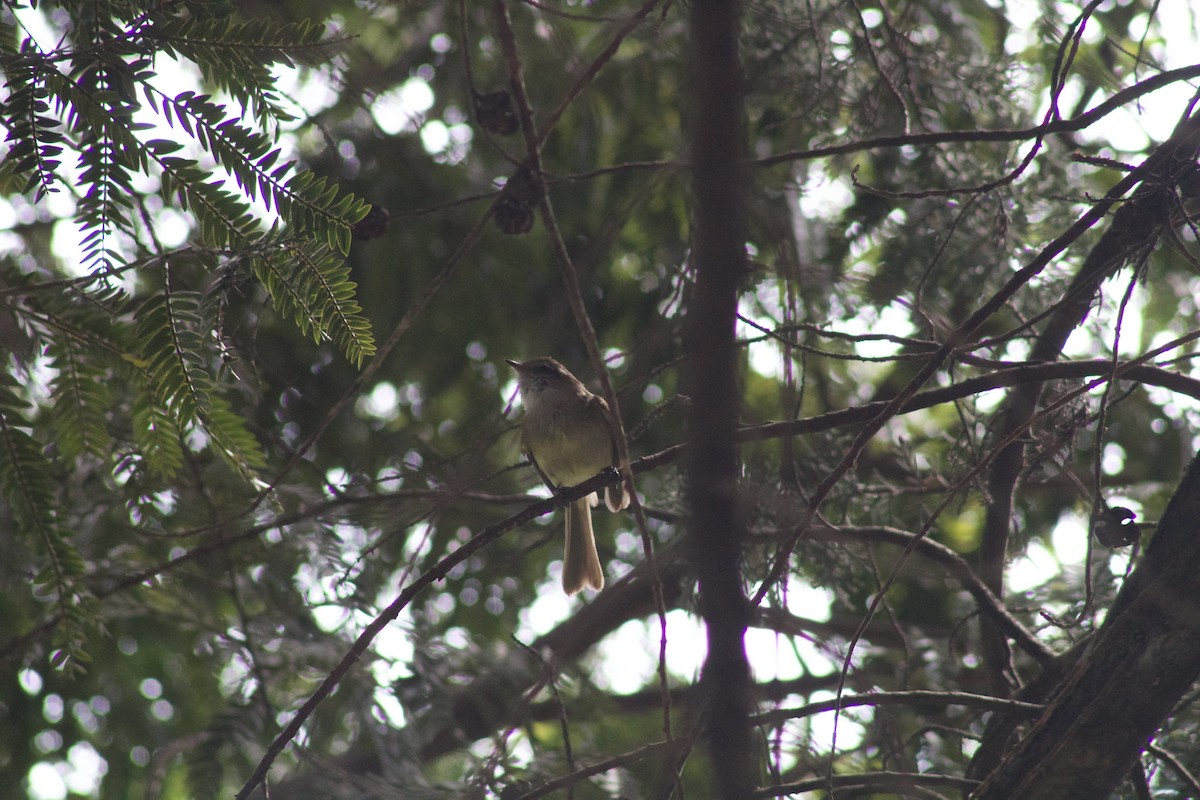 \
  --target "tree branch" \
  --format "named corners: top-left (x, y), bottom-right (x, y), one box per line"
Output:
top-left (973, 449), bottom-right (1200, 799)
top-left (976, 109), bottom-right (1200, 692)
